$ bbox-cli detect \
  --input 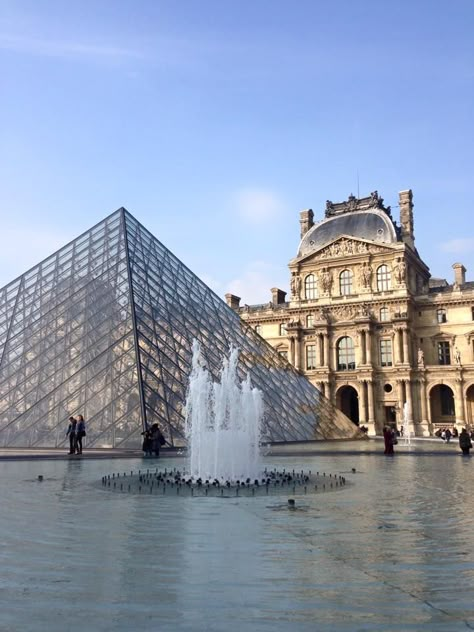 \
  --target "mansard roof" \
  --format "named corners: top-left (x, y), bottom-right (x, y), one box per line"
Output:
top-left (298, 191), bottom-right (400, 258)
